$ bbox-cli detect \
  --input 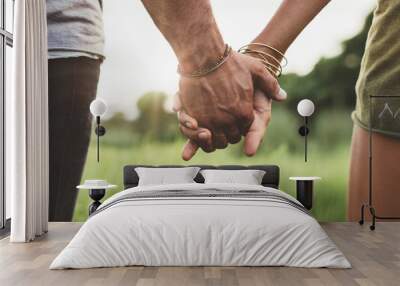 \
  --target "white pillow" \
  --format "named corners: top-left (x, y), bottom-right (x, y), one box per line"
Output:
top-left (200, 169), bottom-right (266, 185)
top-left (135, 167), bottom-right (200, 186)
